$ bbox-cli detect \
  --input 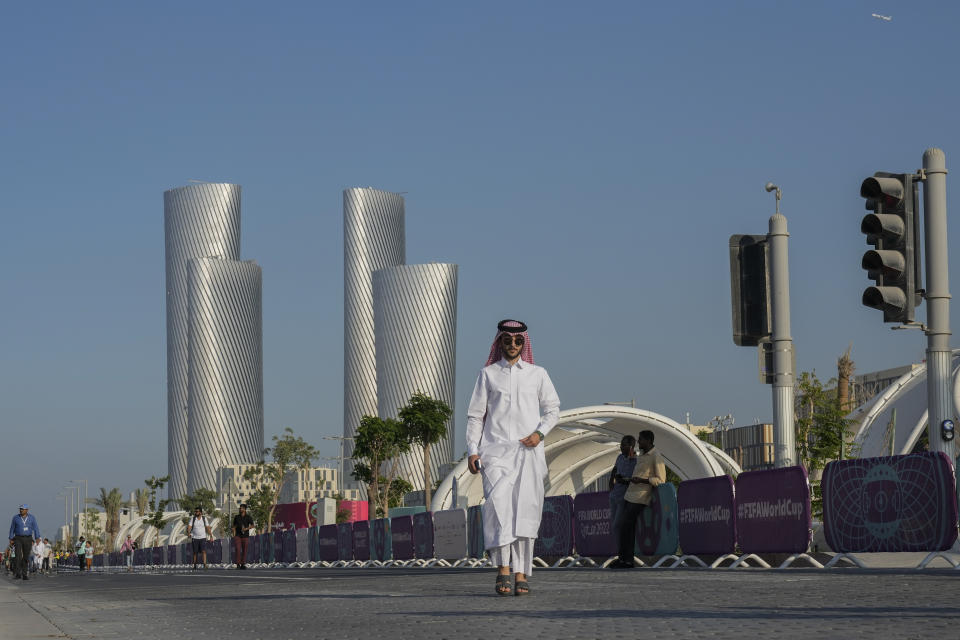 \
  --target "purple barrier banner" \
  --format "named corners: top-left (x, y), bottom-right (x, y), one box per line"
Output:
top-left (273, 531), bottom-right (284, 563)
top-left (308, 528), bottom-right (318, 562)
top-left (353, 521), bottom-right (370, 561)
top-left (413, 512), bottom-right (434, 559)
top-left (318, 524), bottom-right (338, 562)
top-left (371, 518), bottom-right (392, 561)
top-left (736, 465), bottom-right (811, 554)
top-left (467, 505), bottom-right (485, 558)
top-left (167, 546), bottom-right (177, 564)
top-left (152, 547), bottom-right (163, 565)
top-left (180, 543), bottom-right (189, 564)
top-left (337, 523), bottom-right (354, 561)
top-left (535, 495), bottom-right (575, 557)
top-left (823, 452), bottom-right (959, 552)
top-left (678, 475), bottom-right (736, 555)
top-left (391, 516), bottom-right (414, 560)
top-left (573, 491), bottom-right (615, 557)
top-left (282, 530), bottom-right (297, 563)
